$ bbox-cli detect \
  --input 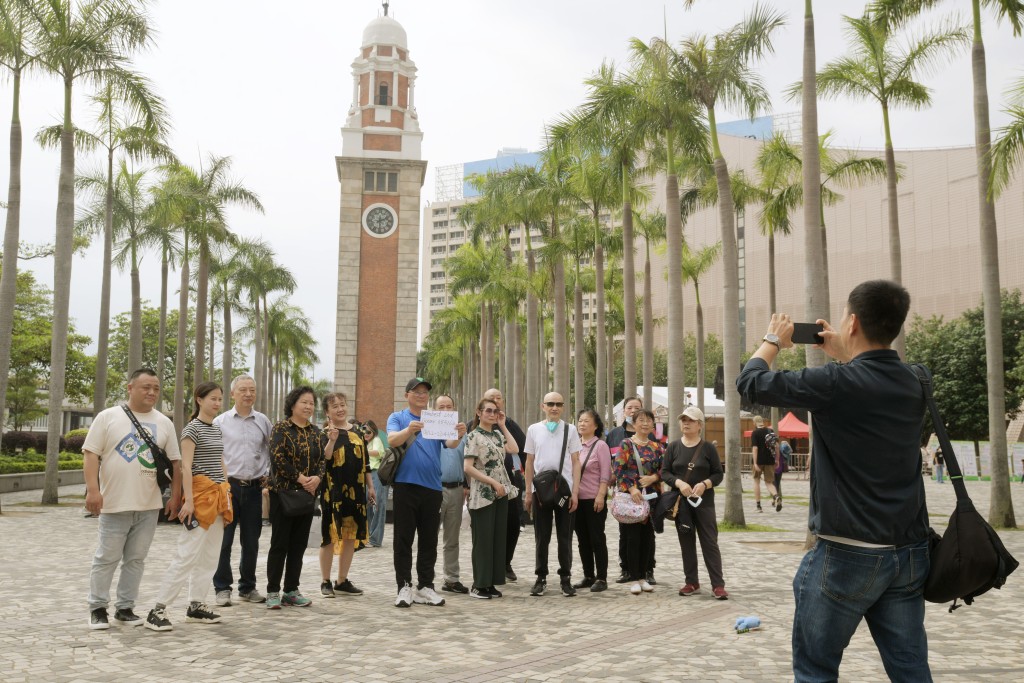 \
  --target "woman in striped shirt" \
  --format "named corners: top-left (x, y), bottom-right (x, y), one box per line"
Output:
top-left (146, 382), bottom-right (230, 632)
